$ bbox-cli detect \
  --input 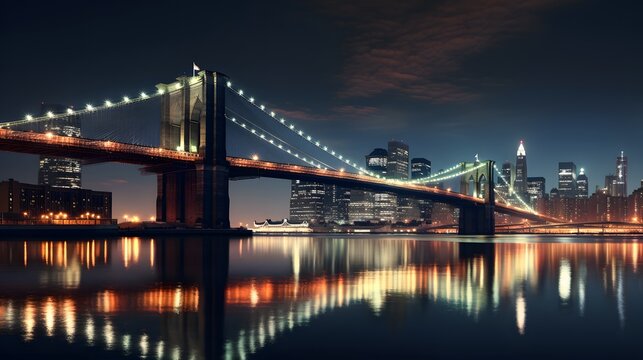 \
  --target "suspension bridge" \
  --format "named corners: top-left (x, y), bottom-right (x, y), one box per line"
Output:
top-left (0, 69), bottom-right (560, 234)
